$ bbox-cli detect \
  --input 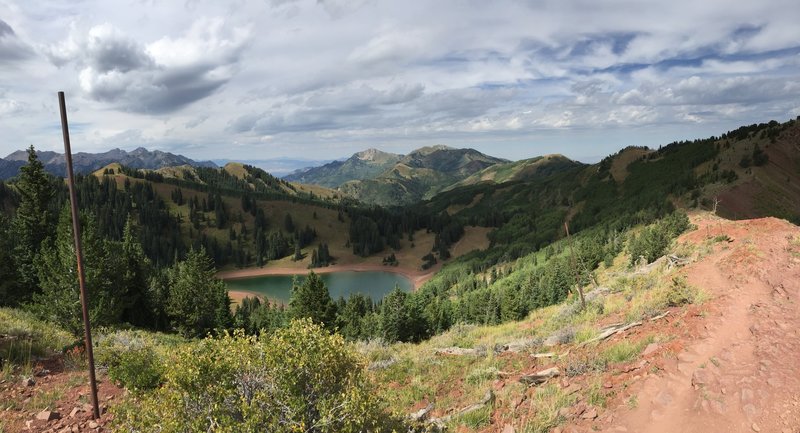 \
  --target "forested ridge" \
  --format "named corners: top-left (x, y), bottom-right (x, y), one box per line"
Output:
top-left (0, 118), bottom-right (797, 344)
top-left (1, 118), bottom-right (798, 433)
